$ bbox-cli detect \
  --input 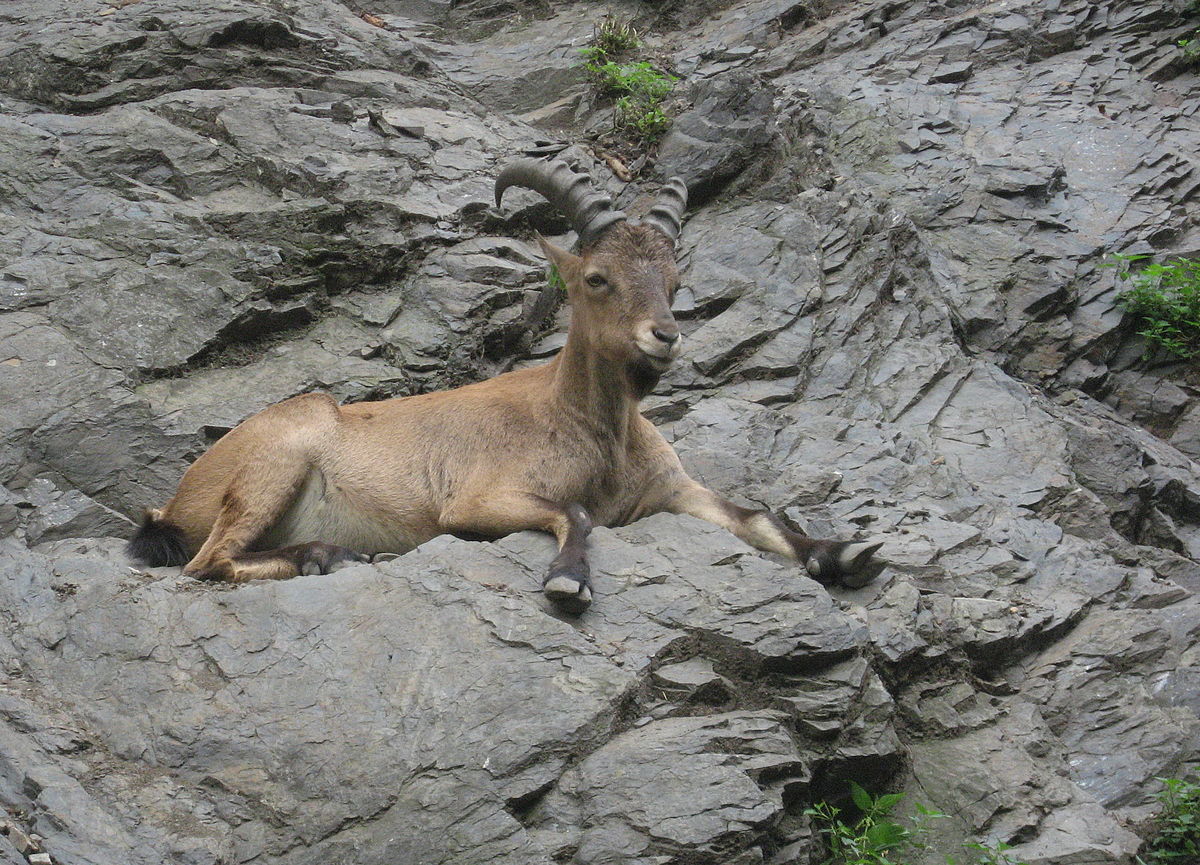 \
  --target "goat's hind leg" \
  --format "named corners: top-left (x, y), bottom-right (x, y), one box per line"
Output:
top-left (440, 493), bottom-right (595, 614)
top-left (183, 458), bottom-right (366, 582)
top-left (204, 542), bottom-right (368, 582)
top-left (665, 482), bottom-right (884, 588)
